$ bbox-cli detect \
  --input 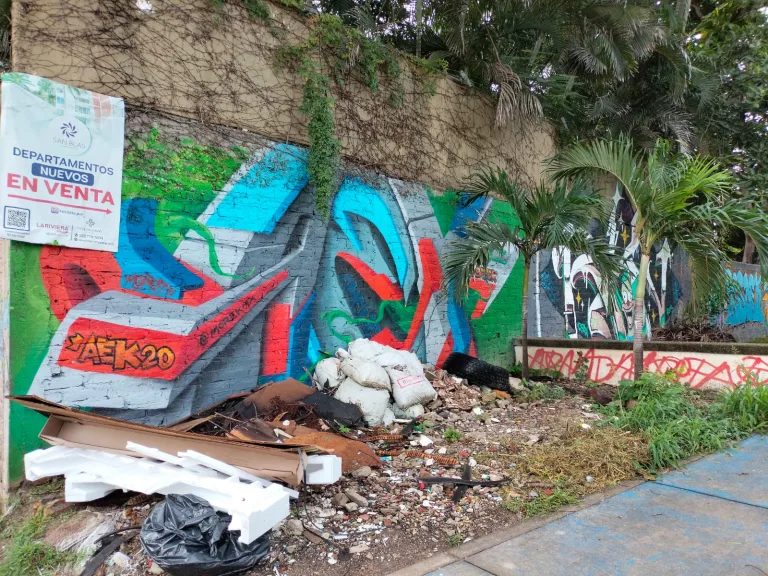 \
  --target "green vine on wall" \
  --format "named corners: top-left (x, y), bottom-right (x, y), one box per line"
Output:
top-left (298, 58), bottom-right (340, 219)
top-left (209, 2), bottom-right (447, 217)
top-left (276, 13), bottom-right (447, 217)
